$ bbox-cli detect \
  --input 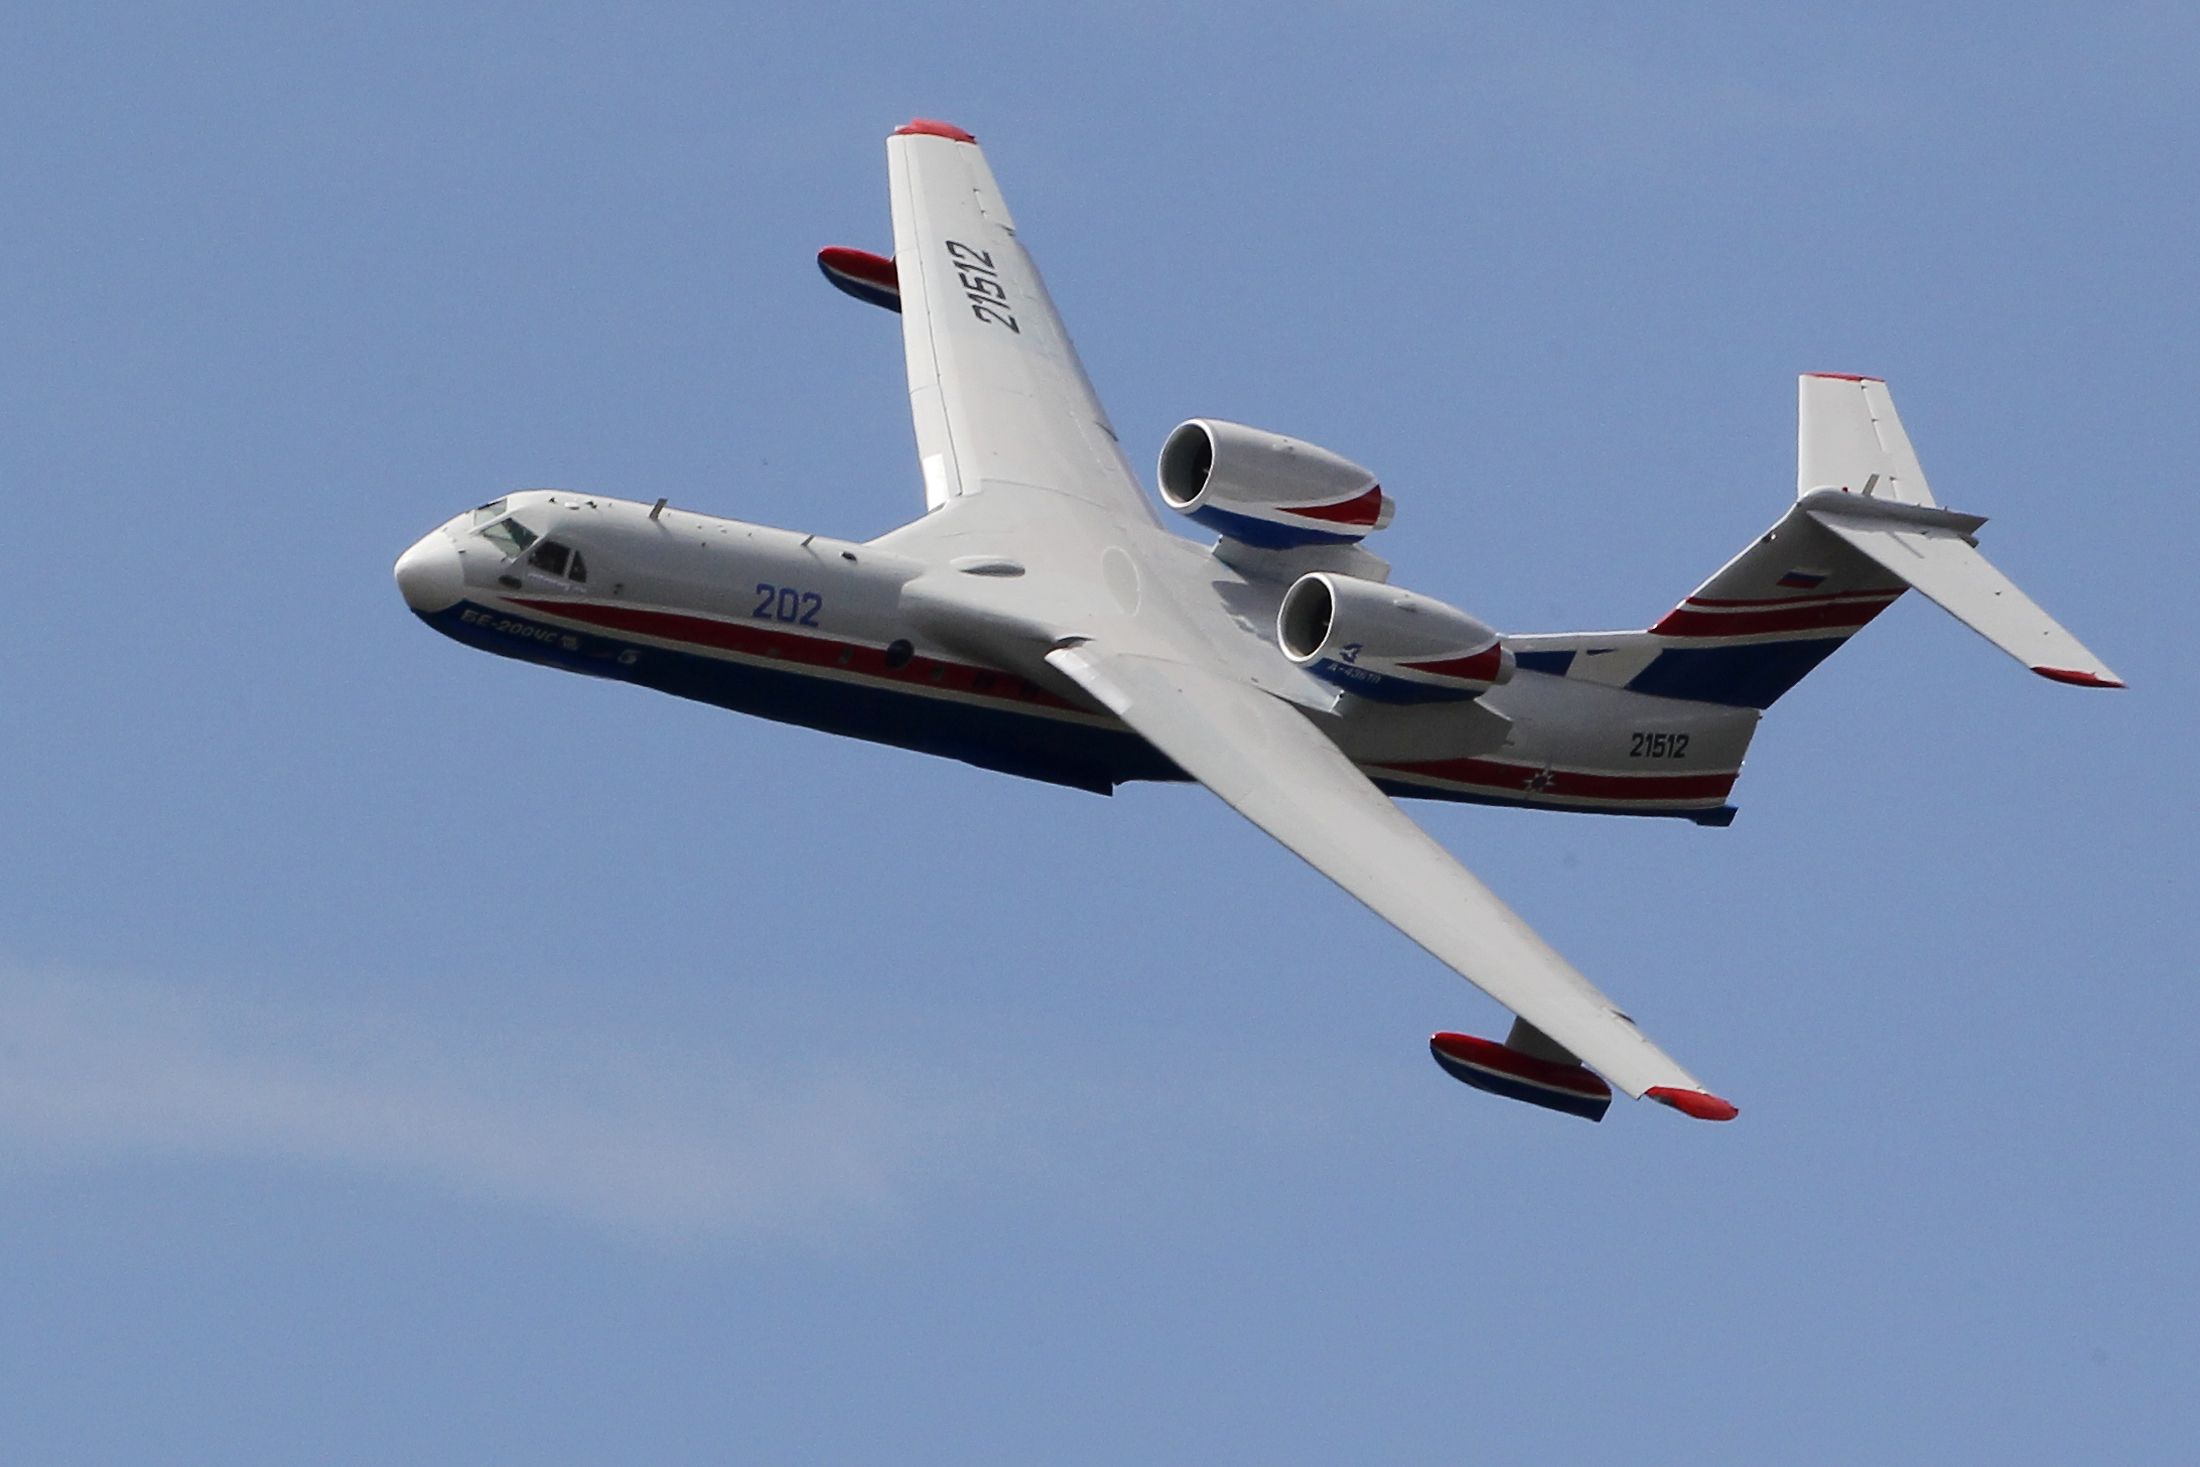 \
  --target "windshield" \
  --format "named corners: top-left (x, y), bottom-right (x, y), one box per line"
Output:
top-left (480, 516), bottom-right (540, 556)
